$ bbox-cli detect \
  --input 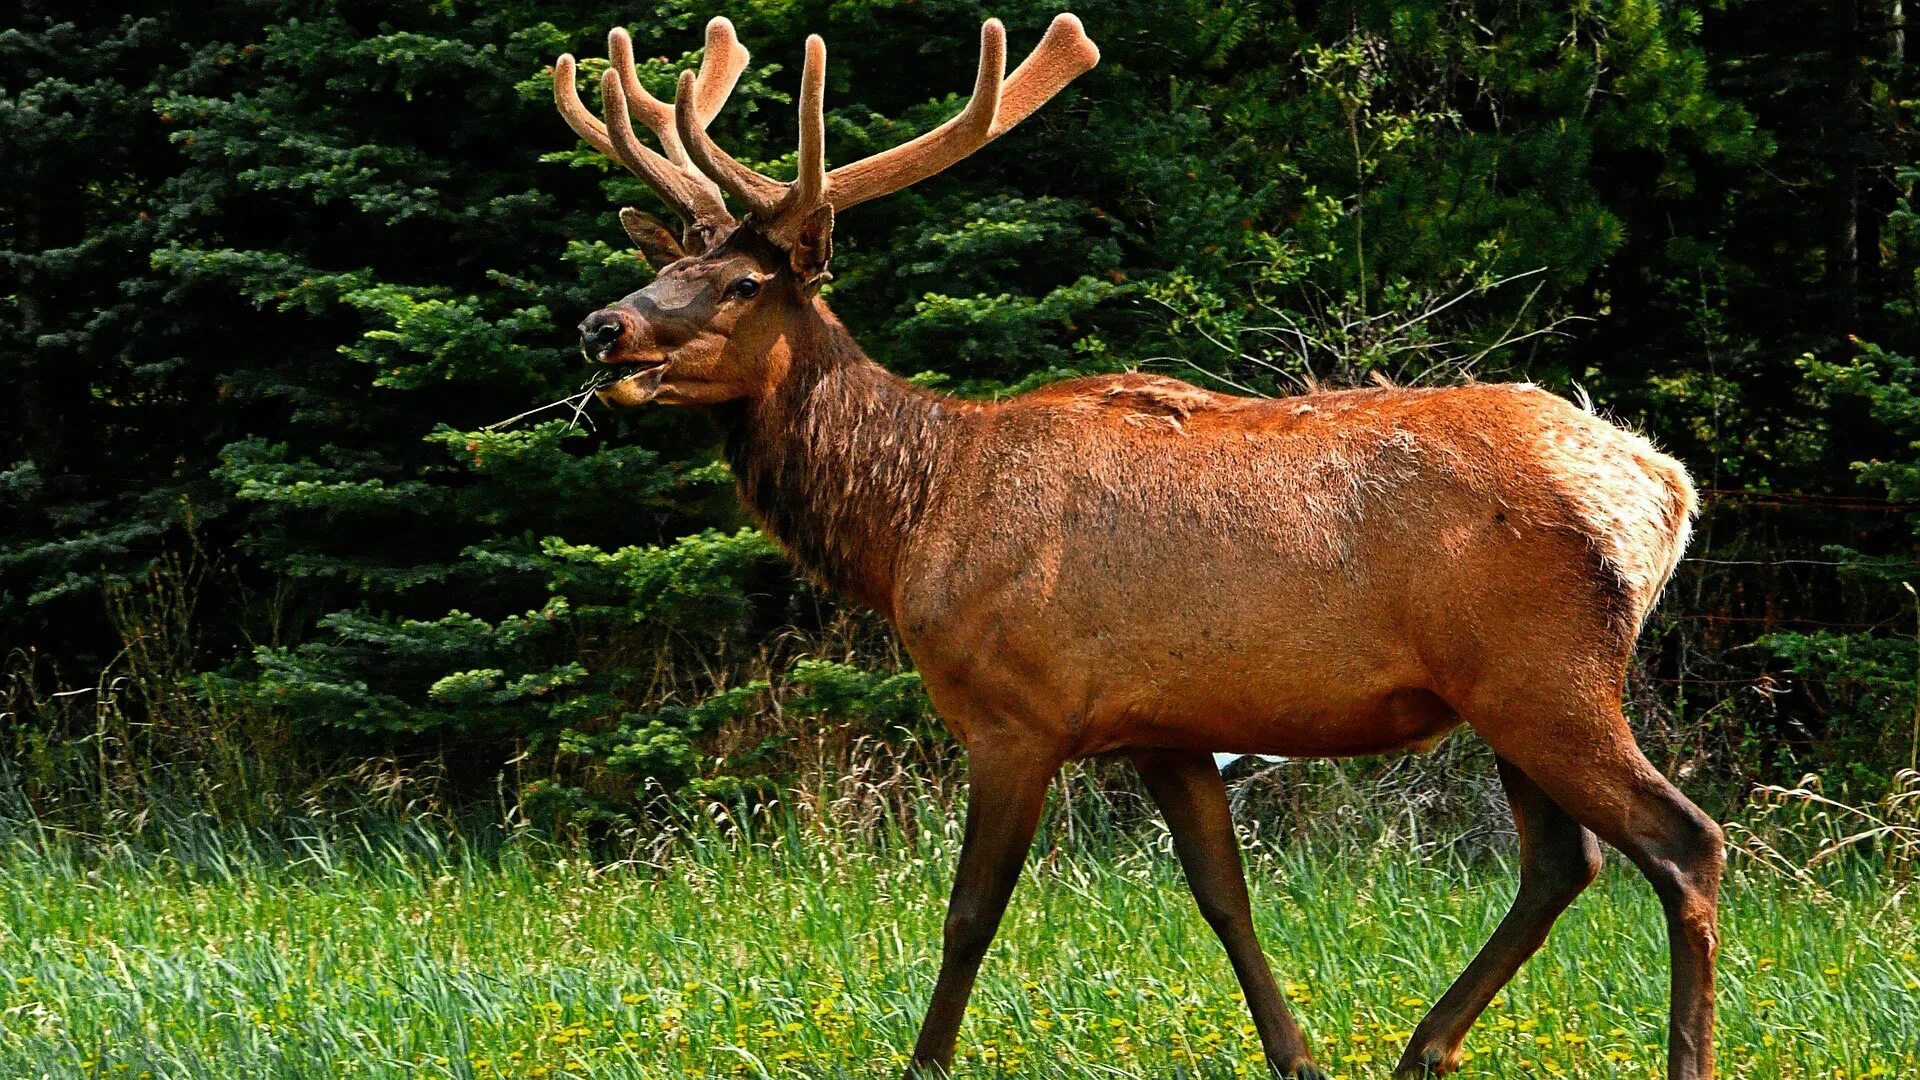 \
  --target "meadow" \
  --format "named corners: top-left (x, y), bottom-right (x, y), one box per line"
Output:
top-left (2, 785), bottom-right (1915, 1080)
